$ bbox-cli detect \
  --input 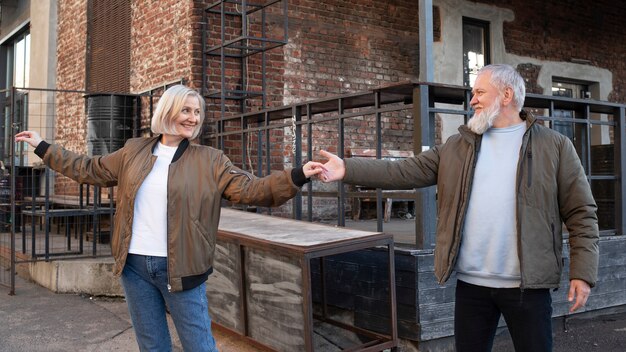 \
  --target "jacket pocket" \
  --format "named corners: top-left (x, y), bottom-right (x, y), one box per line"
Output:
top-left (191, 218), bottom-right (216, 271)
top-left (192, 218), bottom-right (211, 245)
